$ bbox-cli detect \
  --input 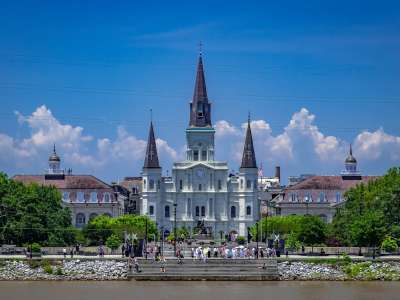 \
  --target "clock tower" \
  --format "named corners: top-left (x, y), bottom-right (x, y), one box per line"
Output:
top-left (186, 53), bottom-right (215, 162)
